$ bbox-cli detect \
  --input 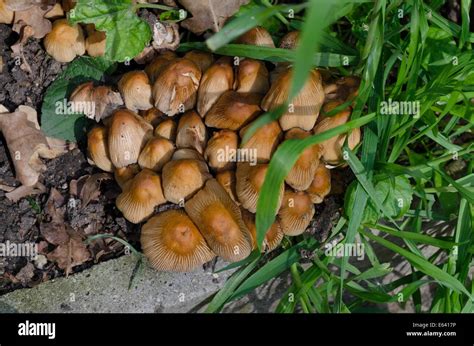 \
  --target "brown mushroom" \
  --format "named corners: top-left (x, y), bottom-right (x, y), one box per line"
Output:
top-left (242, 209), bottom-right (283, 252)
top-left (185, 179), bottom-right (252, 262)
top-left (236, 26), bottom-right (275, 47)
top-left (176, 110), bottom-right (207, 154)
top-left (204, 130), bottom-right (238, 172)
top-left (138, 136), bottom-right (175, 172)
top-left (87, 126), bottom-right (113, 172)
top-left (114, 164), bottom-right (140, 190)
top-left (183, 50), bottom-right (214, 73)
top-left (239, 120), bottom-right (282, 163)
top-left (44, 19), bottom-right (86, 63)
top-left (278, 190), bottom-right (314, 236)
top-left (216, 170), bottom-right (238, 203)
top-left (116, 169), bottom-right (167, 223)
top-left (306, 164), bottom-right (331, 203)
top-left (141, 210), bottom-right (215, 272)
top-left (118, 71), bottom-right (153, 112)
top-left (234, 58), bottom-right (269, 94)
top-left (205, 91), bottom-right (262, 130)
